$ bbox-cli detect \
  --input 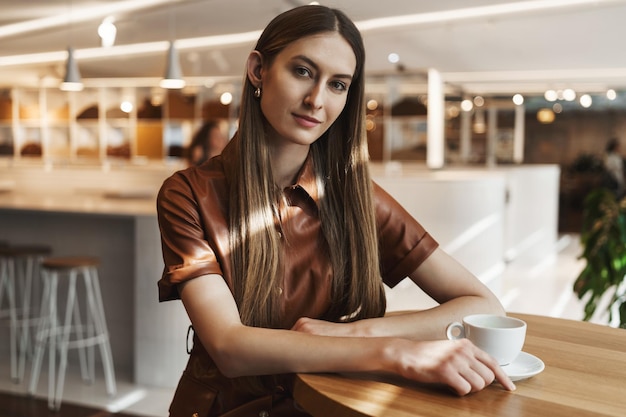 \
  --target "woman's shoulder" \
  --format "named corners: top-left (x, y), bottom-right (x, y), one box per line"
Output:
top-left (159, 157), bottom-right (229, 200)
top-left (371, 181), bottom-right (399, 212)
